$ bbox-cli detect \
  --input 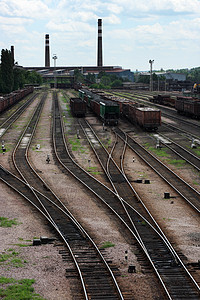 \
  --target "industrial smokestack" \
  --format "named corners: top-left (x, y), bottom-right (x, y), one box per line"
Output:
top-left (97, 19), bottom-right (103, 67)
top-left (45, 34), bottom-right (50, 67)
